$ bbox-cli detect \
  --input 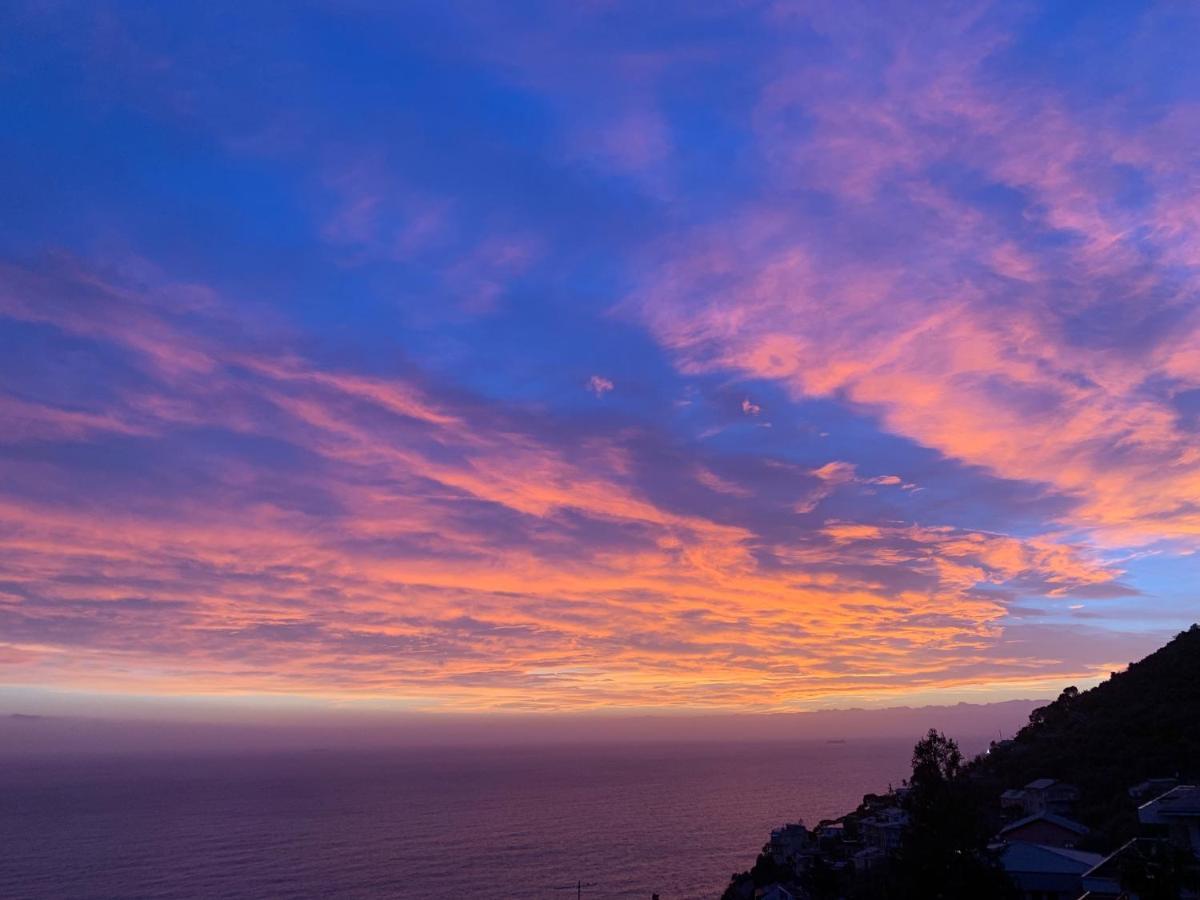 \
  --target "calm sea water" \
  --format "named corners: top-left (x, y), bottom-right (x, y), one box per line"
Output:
top-left (0, 739), bottom-right (918, 900)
